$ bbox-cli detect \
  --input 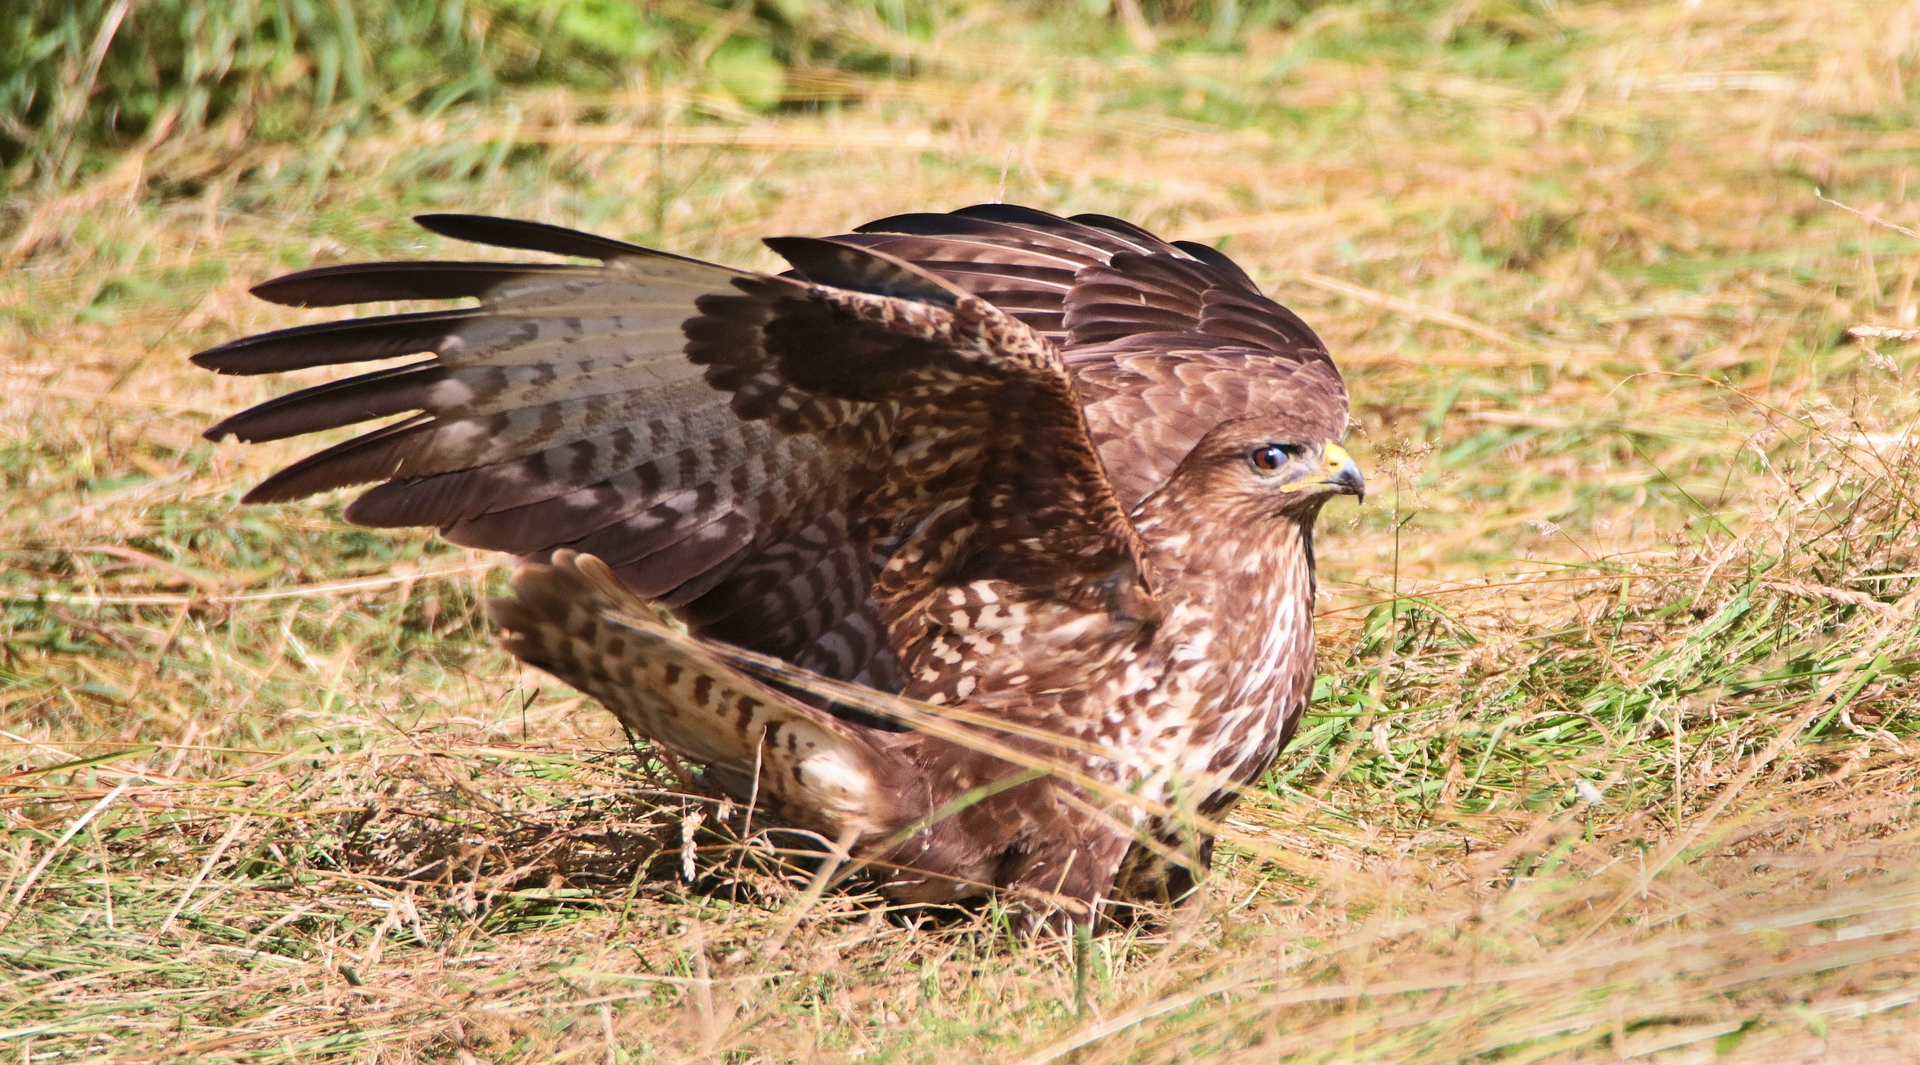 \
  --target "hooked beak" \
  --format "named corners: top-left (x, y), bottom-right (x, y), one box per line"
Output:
top-left (1282, 442), bottom-right (1366, 502)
